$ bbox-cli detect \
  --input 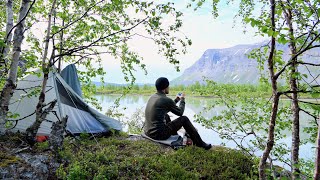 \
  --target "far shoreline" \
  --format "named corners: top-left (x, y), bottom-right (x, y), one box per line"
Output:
top-left (94, 92), bottom-right (319, 101)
